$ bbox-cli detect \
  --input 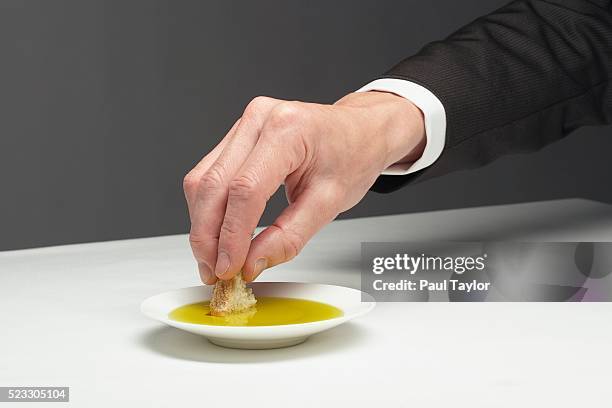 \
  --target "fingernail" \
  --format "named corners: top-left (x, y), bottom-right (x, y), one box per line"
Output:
top-left (253, 258), bottom-right (267, 279)
top-left (215, 251), bottom-right (231, 278)
top-left (198, 262), bottom-right (213, 283)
